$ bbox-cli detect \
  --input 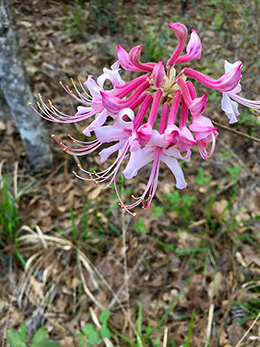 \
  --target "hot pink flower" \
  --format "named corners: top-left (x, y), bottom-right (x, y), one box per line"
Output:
top-left (31, 21), bottom-right (260, 215)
